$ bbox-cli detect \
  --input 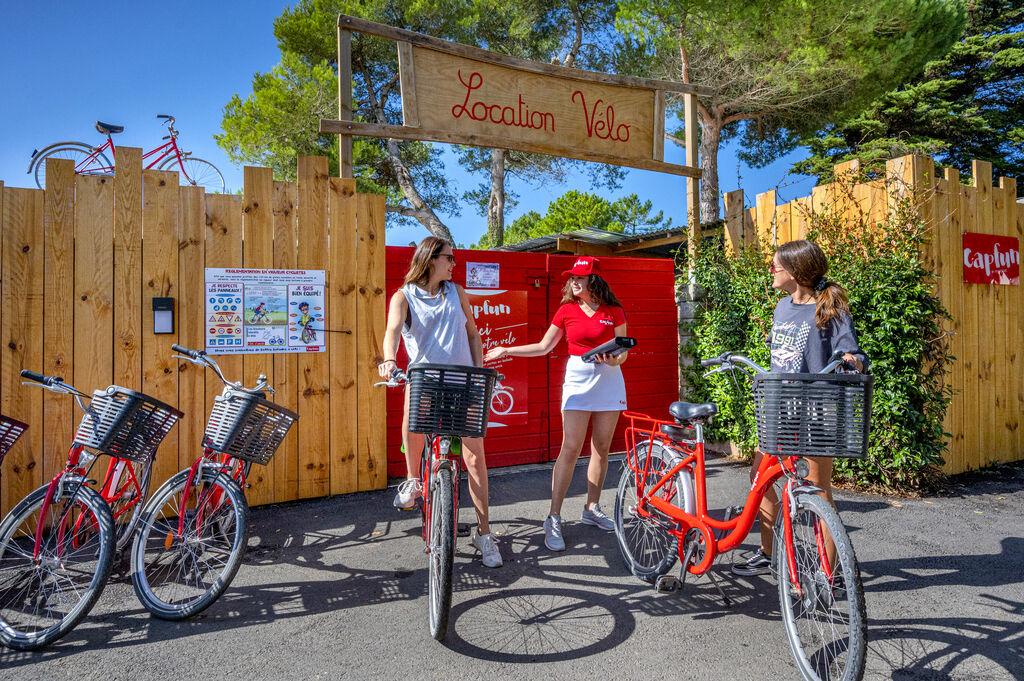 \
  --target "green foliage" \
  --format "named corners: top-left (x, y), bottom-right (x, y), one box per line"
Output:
top-left (795, 0), bottom-right (1023, 194)
top-left (615, 0), bottom-right (967, 219)
top-left (683, 196), bottom-right (952, 491)
top-left (473, 191), bottom-right (672, 248)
